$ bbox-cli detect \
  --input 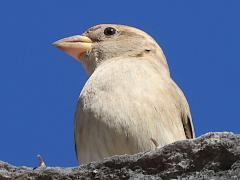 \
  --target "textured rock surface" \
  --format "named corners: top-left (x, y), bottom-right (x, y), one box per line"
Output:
top-left (1, 132), bottom-right (240, 180)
